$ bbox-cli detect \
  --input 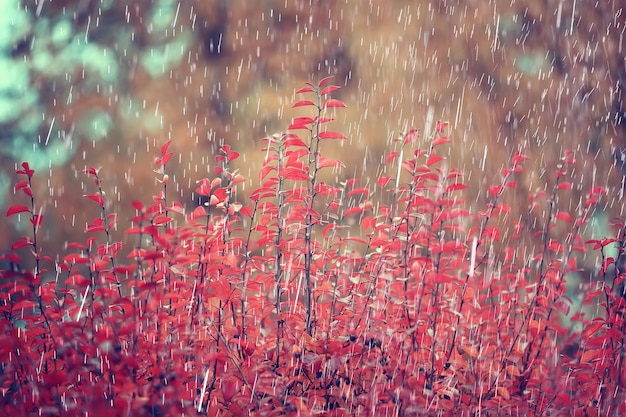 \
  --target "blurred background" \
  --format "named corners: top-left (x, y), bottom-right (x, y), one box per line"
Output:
top-left (0, 0), bottom-right (624, 285)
